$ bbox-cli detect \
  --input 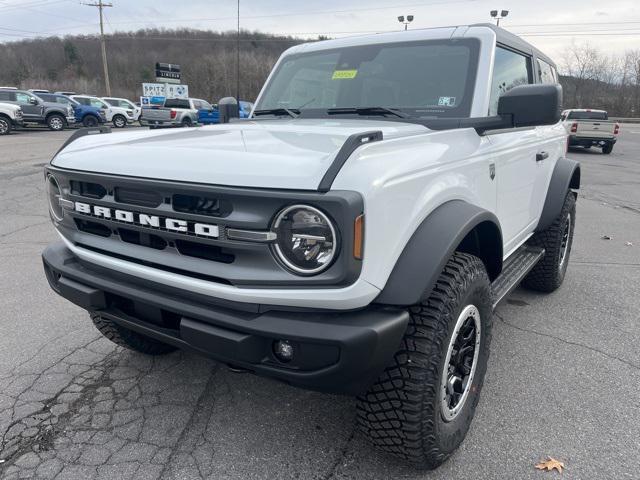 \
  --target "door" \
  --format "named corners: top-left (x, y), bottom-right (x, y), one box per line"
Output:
top-left (486, 47), bottom-right (540, 256)
top-left (15, 91), bottom-right (42, 121)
